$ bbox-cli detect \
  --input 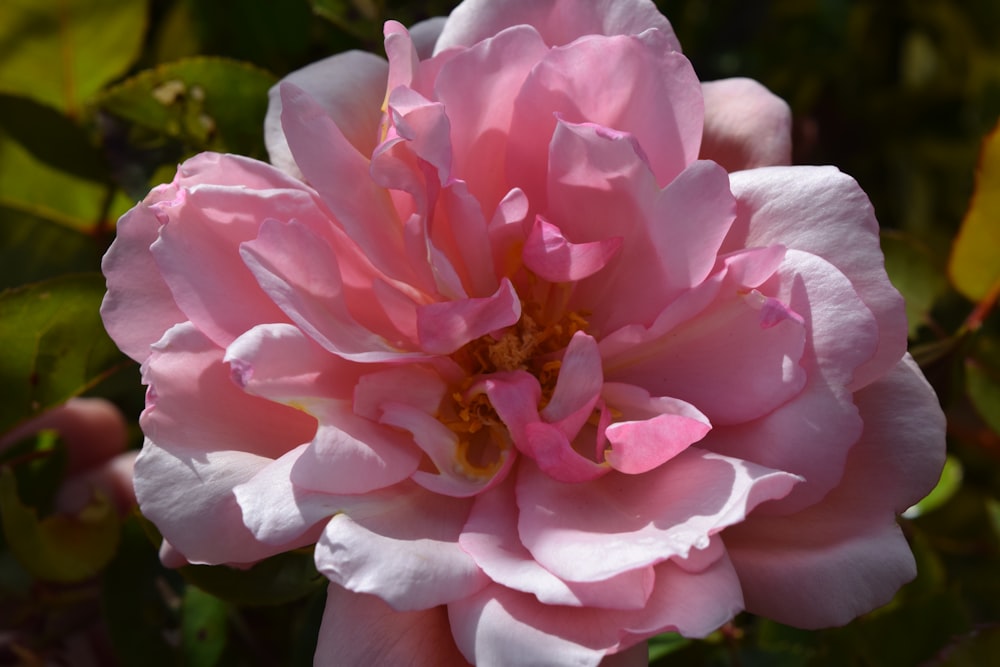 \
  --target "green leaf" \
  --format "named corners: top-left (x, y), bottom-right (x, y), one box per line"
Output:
top-left (0, 429), bottom-right (68, 514)
top-left (647, 632), bottom-right (692, 661)
top-left (0, 93), bottom-right (111, 181)
top-left (98, 57), bottom-right (278, 159)
top-left (0, 274), bottom-right (126, 436)
top-left (966, 336), bottom-right (1000, 435)
top-left (903, 454), bottom-right (964, 518)
top-left (0, 466), bottom-right (119, 582)
top-left (182, 585), bottom-right (229, 667)
top-left (949, 120), bottom-right (1000, 303)
top-left (0, 0), bottom-right (148, 114)
top-left (0, 206), bottom-right (104, 289)
top-left (0, 124), bottom-right (112, 232)
top-left (882, 230), bottom-right (948, 337)
top-left (181, 549), bottom-right (325, 607)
